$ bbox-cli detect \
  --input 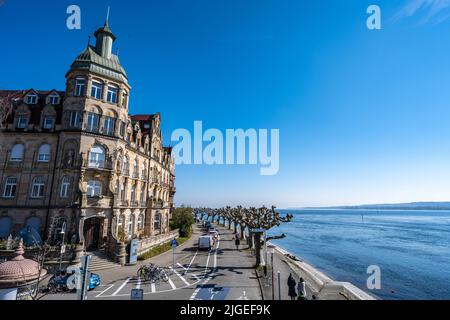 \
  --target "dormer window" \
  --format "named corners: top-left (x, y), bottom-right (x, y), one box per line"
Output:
top-left (107, 85), bottom-right (118, 103)
top-left (91, 81), bottom-right (103, 100)
top-left (47, 94), bottom-right (60, 105)
top-left (25, 94), bottom-right (37, 104)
